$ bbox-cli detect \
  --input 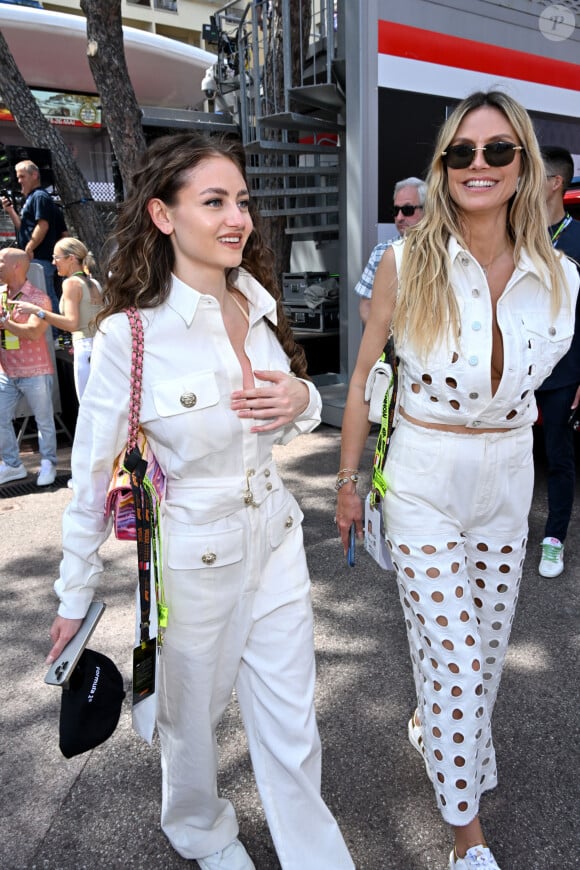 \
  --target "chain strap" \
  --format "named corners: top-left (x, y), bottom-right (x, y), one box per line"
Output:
top-left (125, 307), bottom-right (144, 451)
